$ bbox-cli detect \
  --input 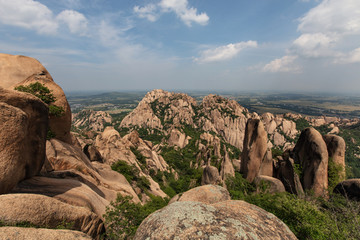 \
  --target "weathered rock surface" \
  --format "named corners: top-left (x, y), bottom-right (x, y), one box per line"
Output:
top-left (14, 72), bottom-right (72, 144)
top-left (254, 175), bottom-right (286, 194)
top-left (170, 185), bottom-right (231, 205)
top-left (323, 134), bottom-right (346, 182)
top-left (201, 165), bottom-right (222, 185)
top-left (0, 88), bottom-right (48, 194)
top-left (274, 155), bottom-right (304, 195)
top-left (12, 176), bottom-right (109, 218)
top-left (167, 128), bottom-right (190, 148)
top-left (0, 53), bottom-right (50, 89)
top-left (200, 94), bottom-right (251, 151)
top-left (0, 227), bottom-right (92, 240)
top-left (0, 194), bottom-right (105, 239)
top-left (134, 200), bottom-right (297, 240)
top-left (84, 144), bottom-right (103, 162)
top-left (220, 151), bottom-right (235, 181)
top-left (261, 112), bottom-right (298, 149)
top-left (293, 128), bottom-right (328, 197)
top-left (334, 179), bottom-right (360, 200)
top-left (95, 127), bottom-right (168, 199)
top-left (0, 53), bottom-right (72, 144)
top-left (73, 109), bottom-right (112, 132)
top-left (45, 138), bottom-right (141, 203)
top-left (241, 119), bottom-right (273, 182)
